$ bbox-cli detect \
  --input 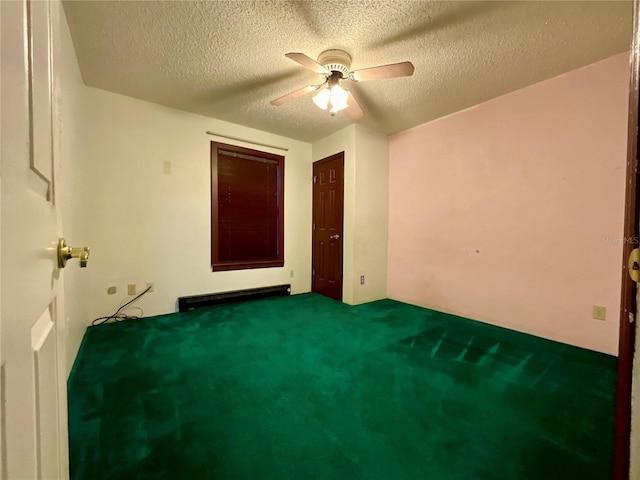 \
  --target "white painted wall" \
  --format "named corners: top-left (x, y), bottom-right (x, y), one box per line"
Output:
top-left (77, 87), bottom-right (312, 328)
top-left (311, 124), bottom-right (389, 305)
top-left (353, 125), bottom-right (389, 304)
top-left (55, 16), bottom-right (314, 370)
top-left (54, 1), bottom-right (90, 375)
